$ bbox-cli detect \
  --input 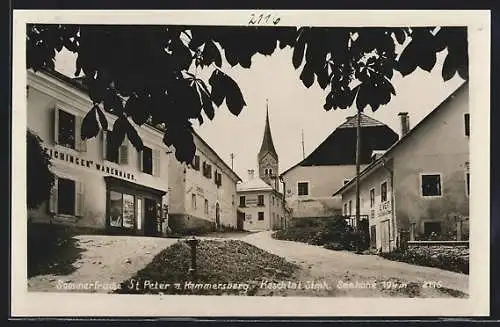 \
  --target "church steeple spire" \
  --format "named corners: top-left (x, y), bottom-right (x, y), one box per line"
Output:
top-left (258, 99), bottom-right (279, 189)
top-left (258, 99), bottom-right (278, 161)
